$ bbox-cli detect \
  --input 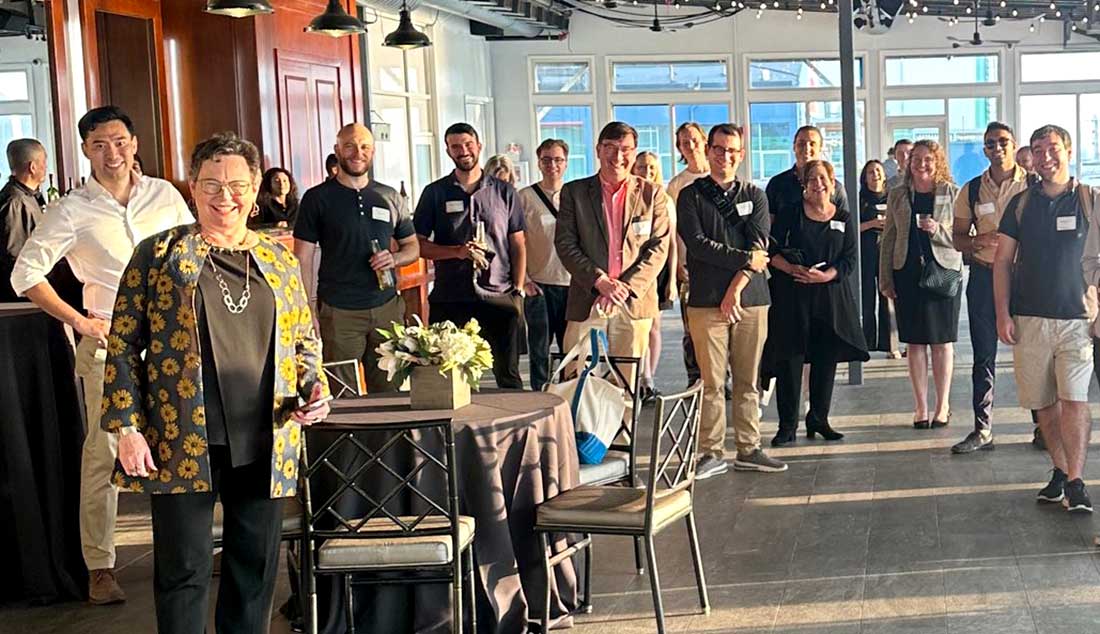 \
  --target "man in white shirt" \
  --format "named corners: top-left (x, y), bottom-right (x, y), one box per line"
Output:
top-left (11, 106), bottom-right (191, 605)
top-left (666, 123), bottom-right (710, 386)
top-left (520, 138), bottom-right (570, 391)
